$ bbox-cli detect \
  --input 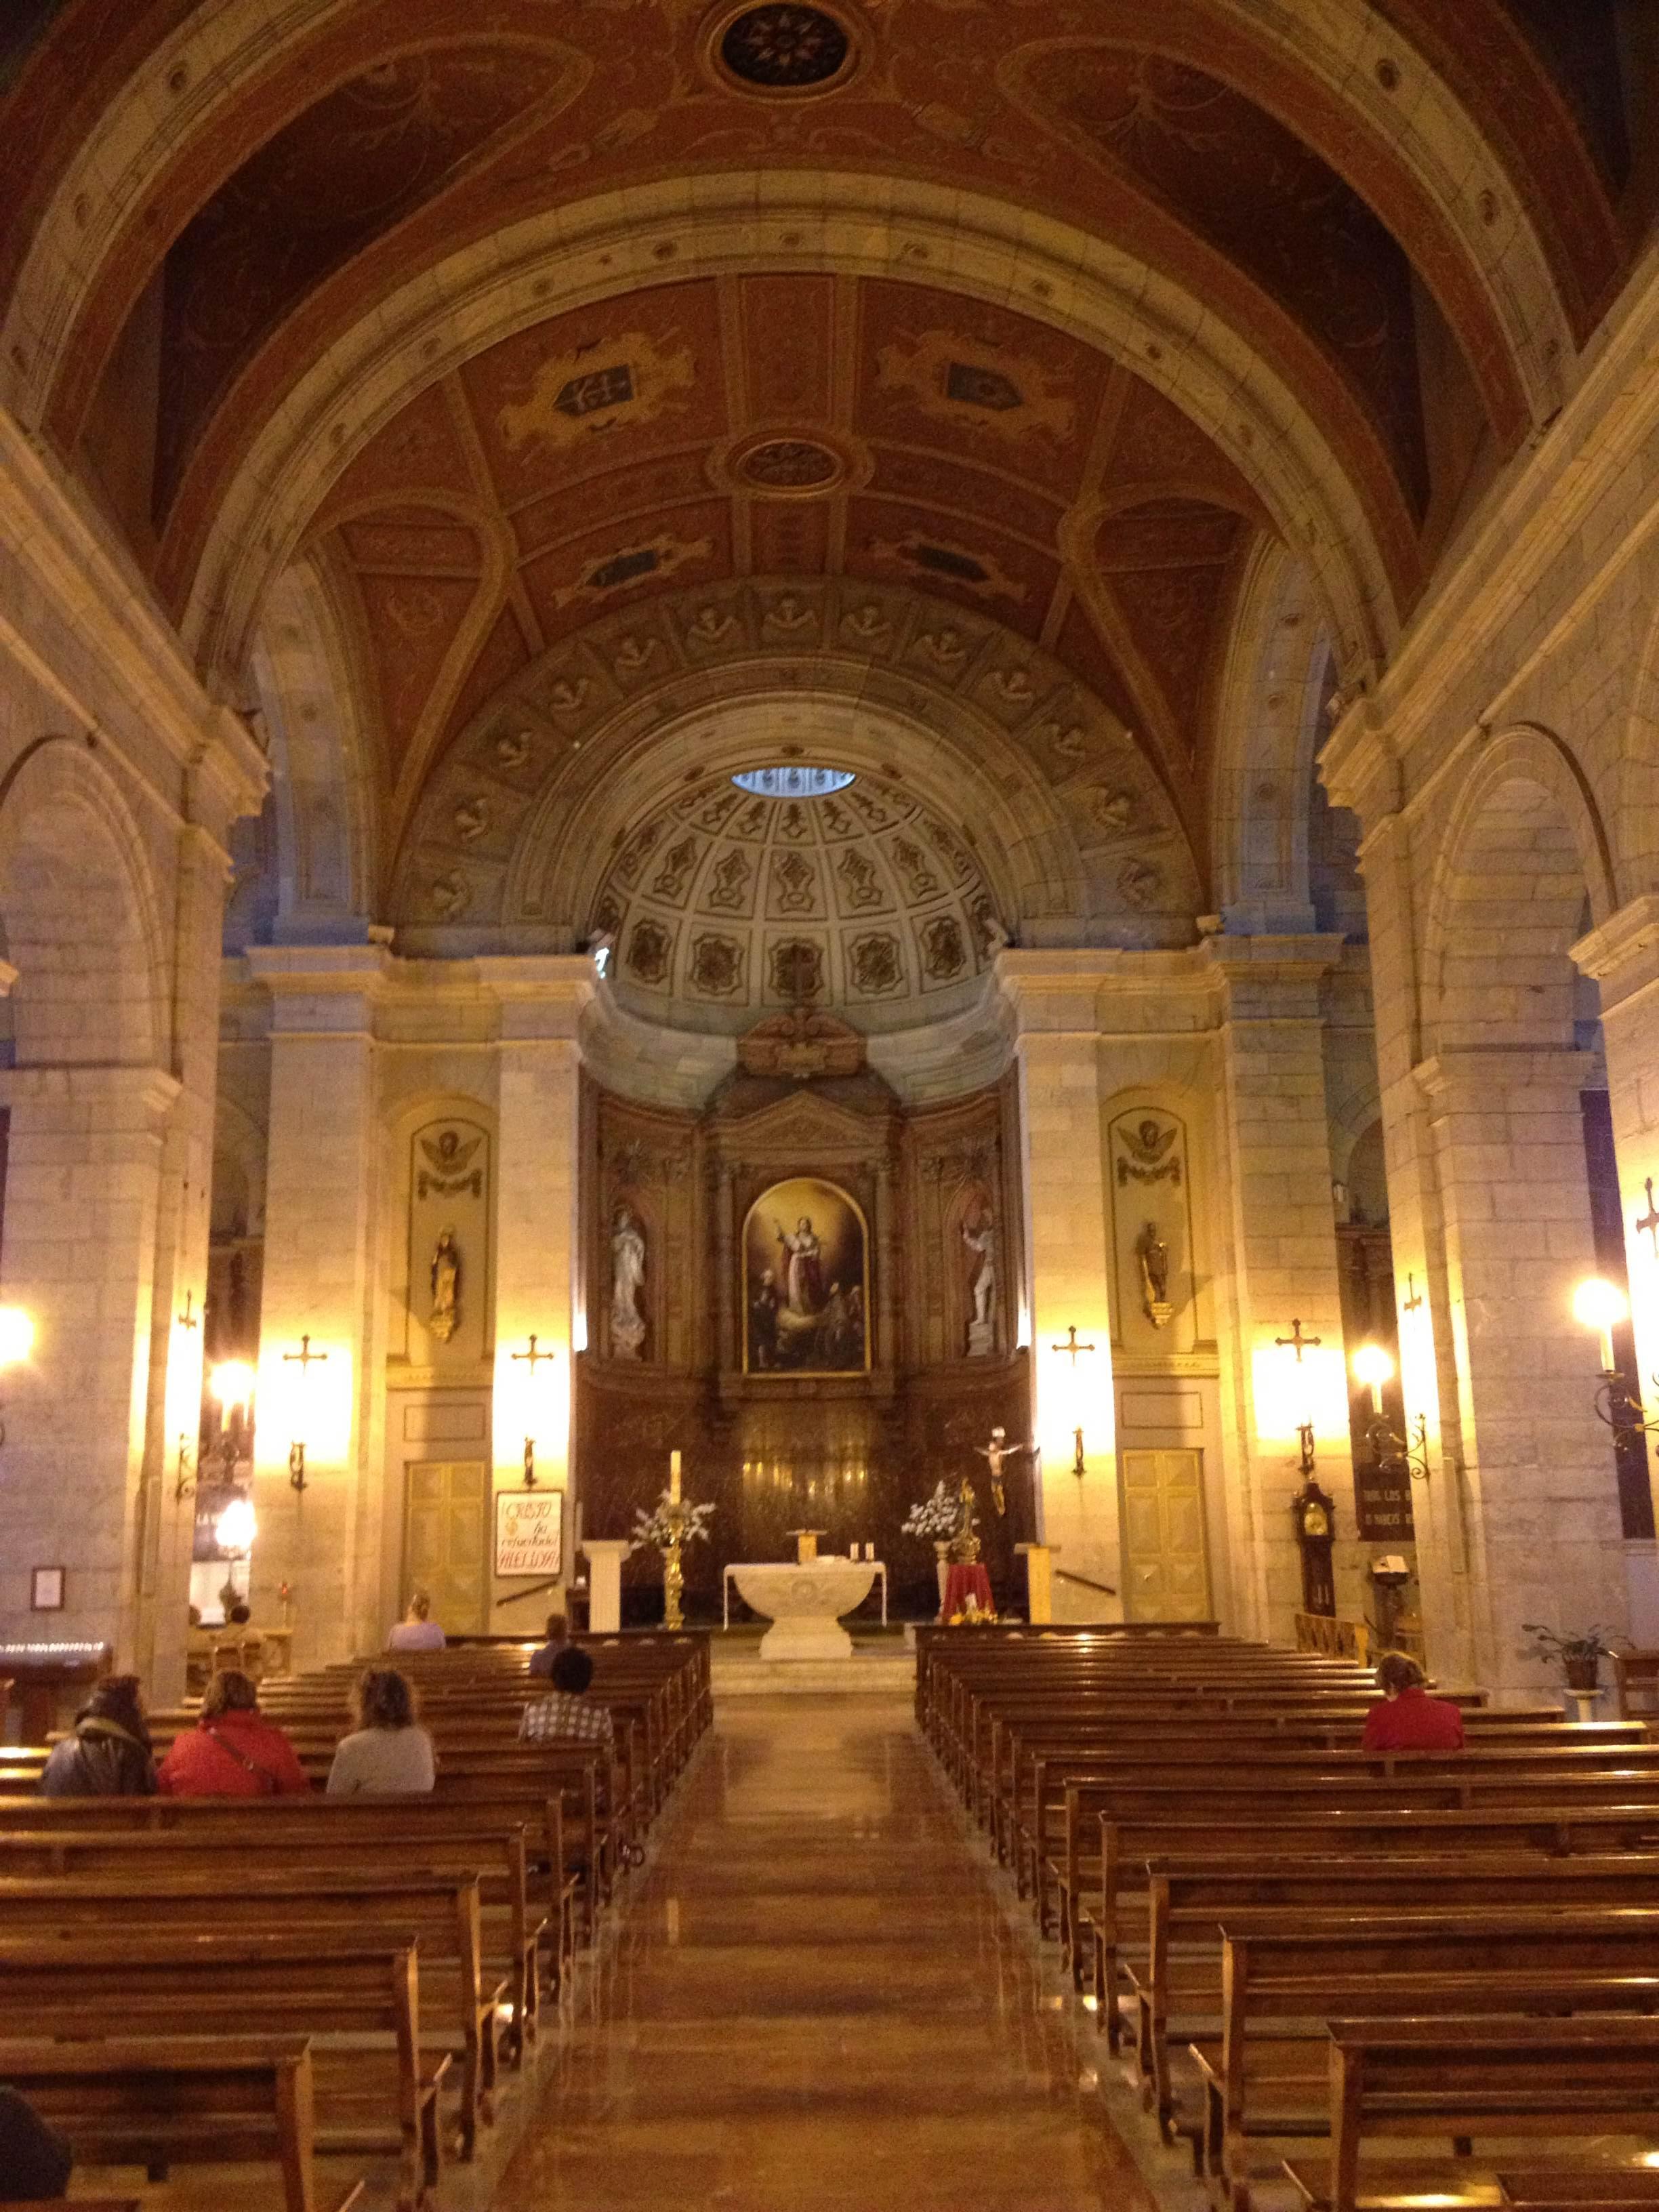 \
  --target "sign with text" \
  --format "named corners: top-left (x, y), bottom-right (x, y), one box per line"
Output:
top-left (494, 1488), bottom-right (565, 1578)
top-left (1353, 1460), bottom-right (1416, 1542)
